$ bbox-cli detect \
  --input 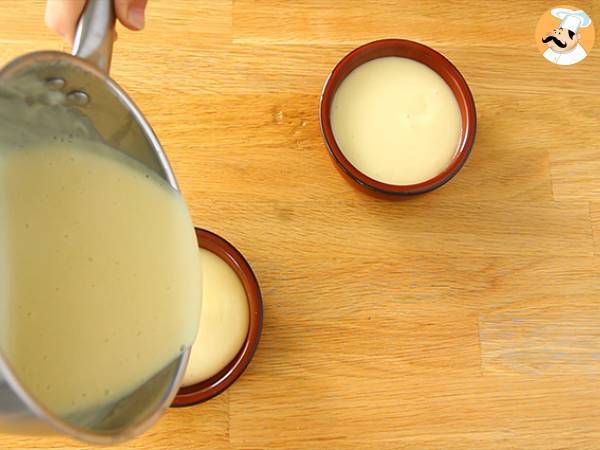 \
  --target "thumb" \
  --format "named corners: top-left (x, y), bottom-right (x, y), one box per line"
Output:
top-left (114, 0), bottom-right (149, 31)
